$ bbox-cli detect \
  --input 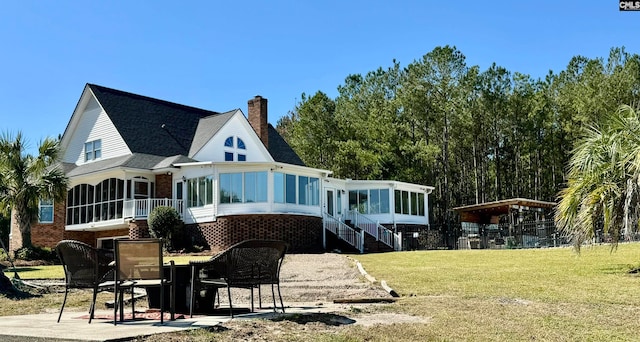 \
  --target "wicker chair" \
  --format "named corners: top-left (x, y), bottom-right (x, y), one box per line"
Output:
top-left (189, 239), bottom-right (288, 318)
top-left (54, 240), bottom-right (114, 323)
top-left (113, 238), bottom-right (175, 325)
